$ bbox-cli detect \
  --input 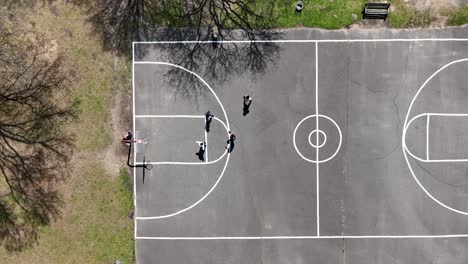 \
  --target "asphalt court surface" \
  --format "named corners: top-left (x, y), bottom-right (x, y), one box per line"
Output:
top-left (133, 28), bottom-right (468, 263)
